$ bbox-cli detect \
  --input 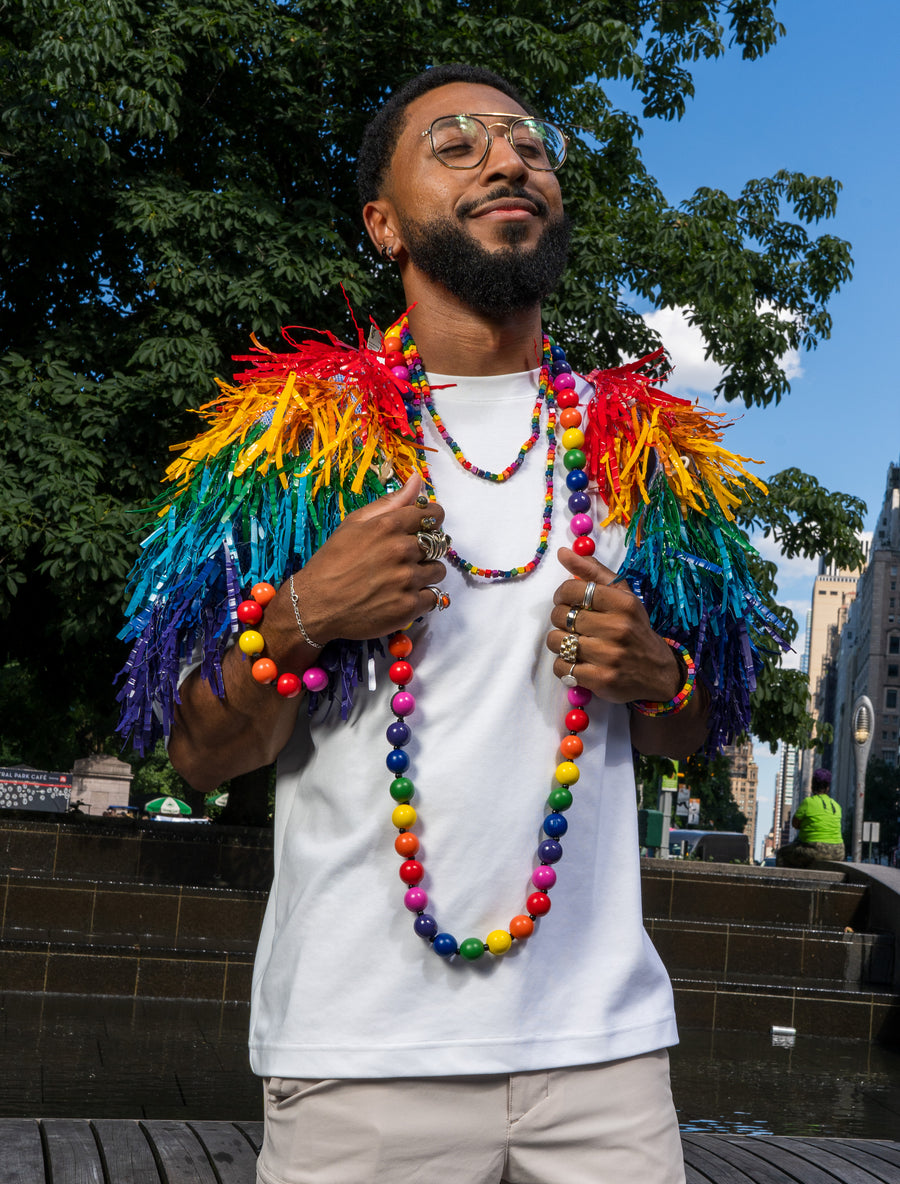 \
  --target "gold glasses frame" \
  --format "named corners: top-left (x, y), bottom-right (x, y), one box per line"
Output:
top-left (420, 113), bottom-right (569, 172)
